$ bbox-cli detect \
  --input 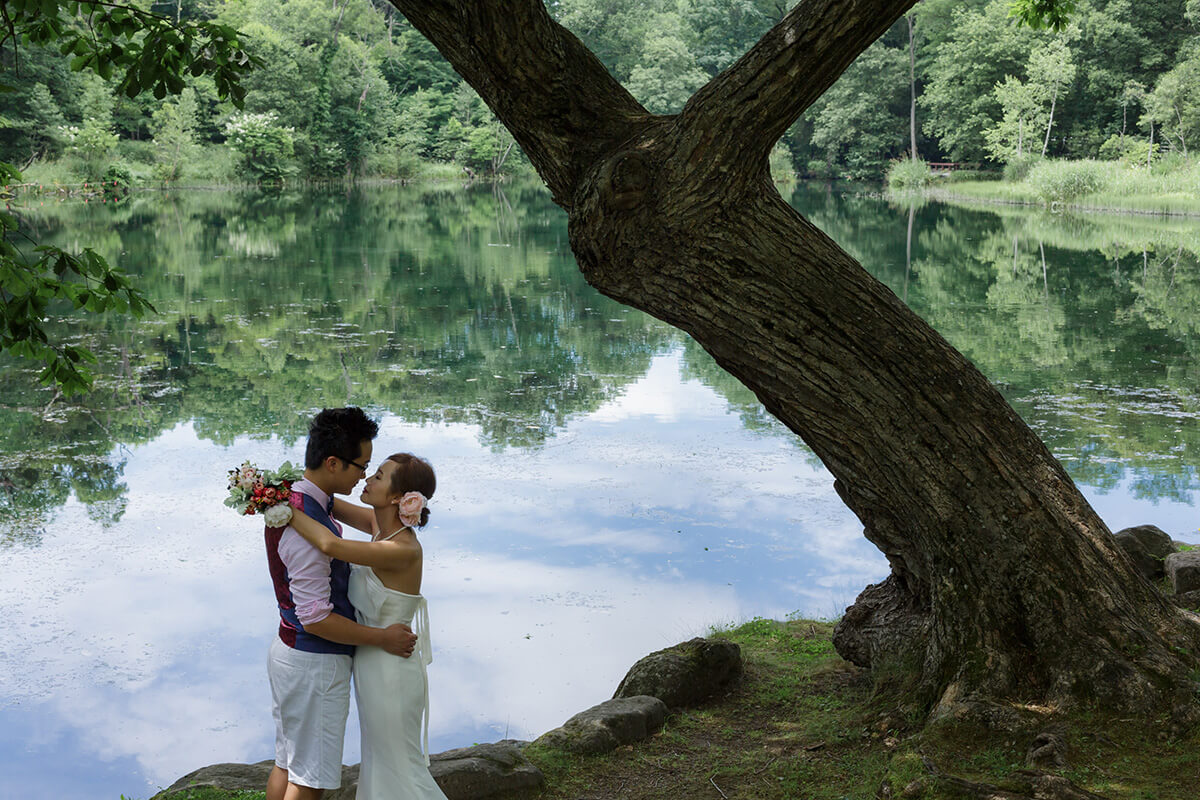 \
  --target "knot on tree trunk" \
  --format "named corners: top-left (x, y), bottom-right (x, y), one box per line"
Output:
top-left (833, 572), bottom-right (930, 671)
top-left (602, 149), bottom-right (655, 211)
